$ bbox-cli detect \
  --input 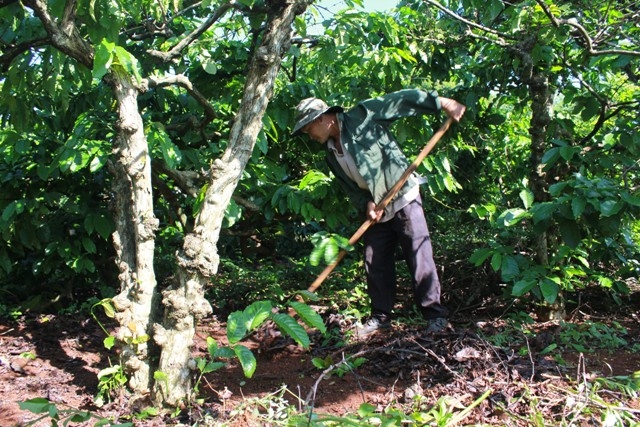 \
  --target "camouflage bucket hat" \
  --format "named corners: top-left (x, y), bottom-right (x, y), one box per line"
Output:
top-left (292, 97), bottom-right (343, 136)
